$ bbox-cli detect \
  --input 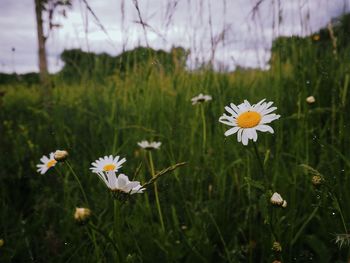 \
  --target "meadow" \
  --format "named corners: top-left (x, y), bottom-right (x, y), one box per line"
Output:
top-left (1, 14), bottom-right (350, 263)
